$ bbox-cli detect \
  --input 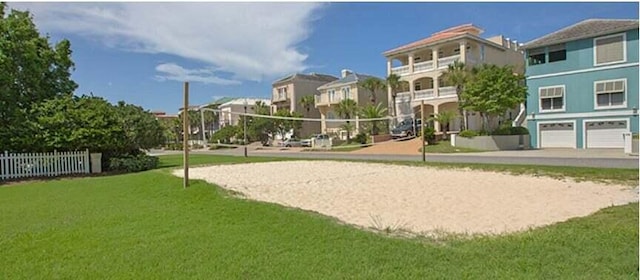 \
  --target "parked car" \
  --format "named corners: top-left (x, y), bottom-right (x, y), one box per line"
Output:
top-left (391, 119), bottom-right (422, 139)
top-left (301, 134), bottom-right (330, 147)
top-left (279, 137), bottom-right (303, 147)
